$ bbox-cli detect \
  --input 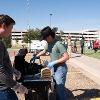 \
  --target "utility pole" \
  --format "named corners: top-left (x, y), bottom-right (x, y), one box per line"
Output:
top-left (26, 0), bottom-right (31, 51)
top-left (49, 14), bottom-right (52, 27)
top-left (26, 0), bottom-right (31, 29)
